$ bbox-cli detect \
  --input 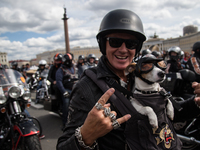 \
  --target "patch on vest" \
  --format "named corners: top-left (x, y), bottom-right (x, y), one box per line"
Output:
top-left (191, 57), bottom-right (200, 75)
top-left (153, 124), bottom-right (174, 149)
